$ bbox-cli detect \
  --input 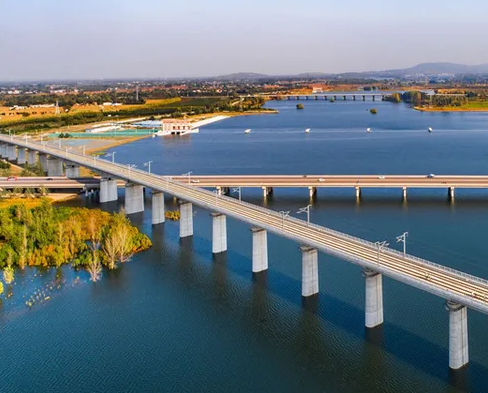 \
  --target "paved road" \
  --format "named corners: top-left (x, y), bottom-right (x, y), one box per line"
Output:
top-left (2, 135), bottom-right (488, 315)
top-left (0, 177), bottom-right (100, 189)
